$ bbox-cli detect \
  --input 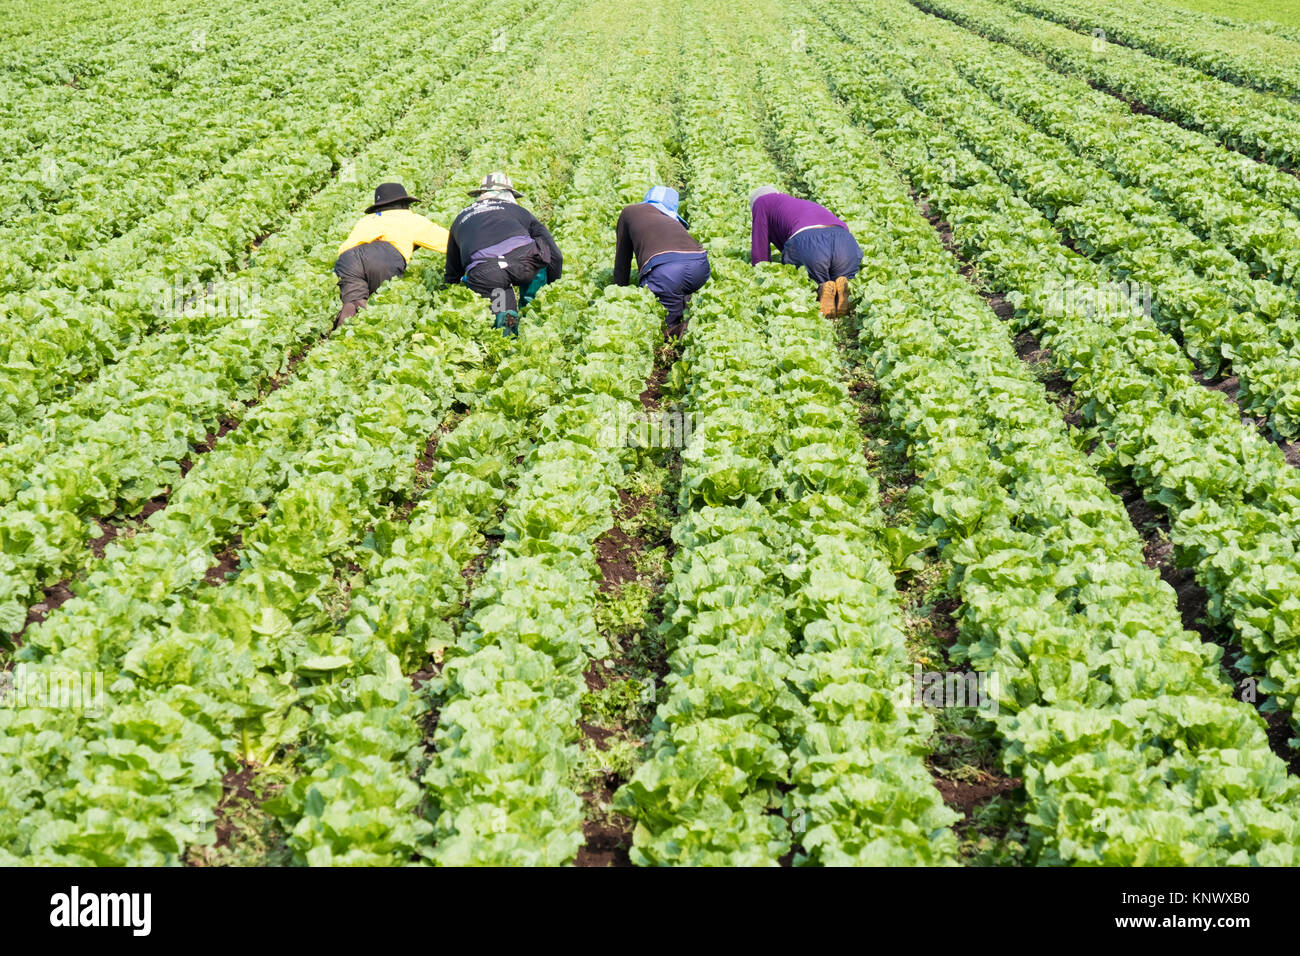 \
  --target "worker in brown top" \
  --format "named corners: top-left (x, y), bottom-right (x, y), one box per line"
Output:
top-left (614, 185), bottom-right (711, 339)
